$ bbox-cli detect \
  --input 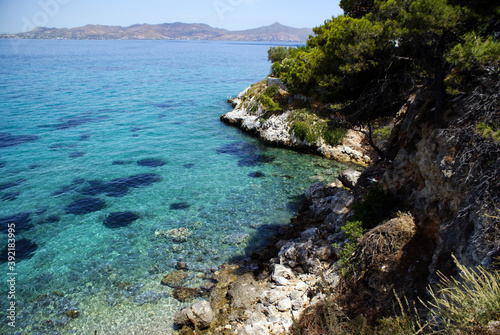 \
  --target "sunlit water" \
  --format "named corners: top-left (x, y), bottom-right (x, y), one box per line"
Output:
top-left (0, 40), bottom-right (349, 334)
